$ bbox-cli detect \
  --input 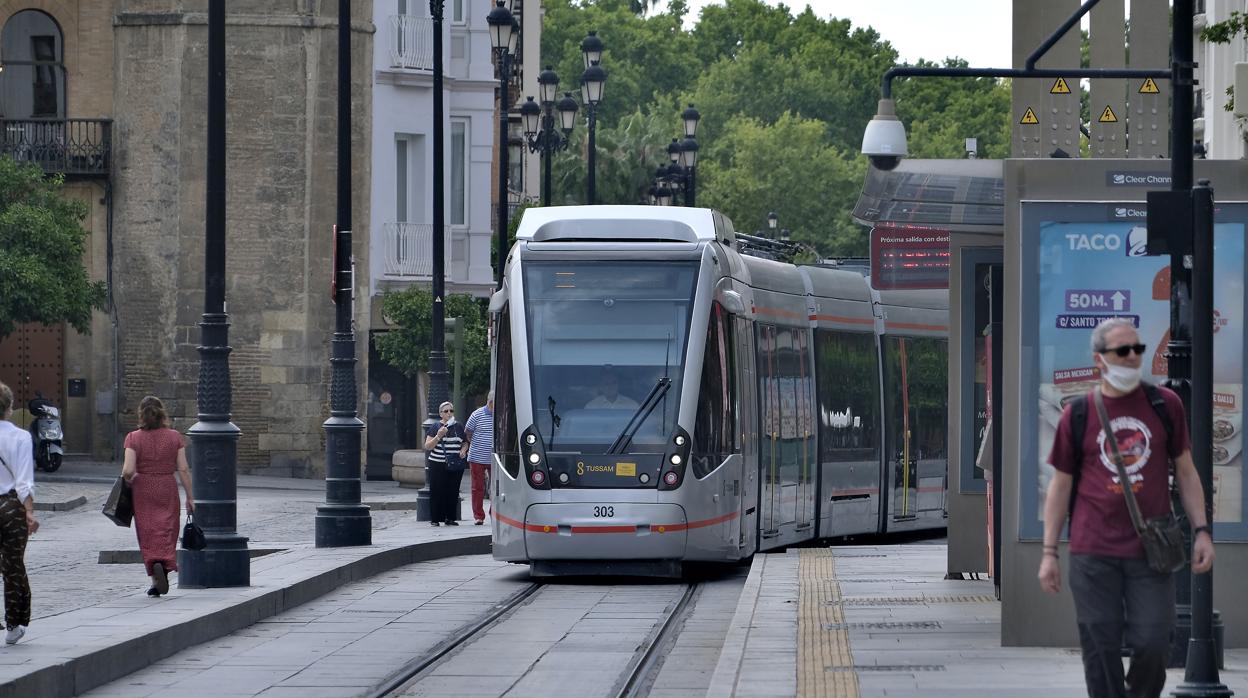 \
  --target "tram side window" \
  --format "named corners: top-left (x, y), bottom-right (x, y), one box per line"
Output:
top-left (495, 304), bottom-right (520, 477)
top-left (693, 302), bottom-right (736, 478)
top-left (883, 337), bottom-right (949, 467)
top-left (816, 330), bottom-right (879, 463)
